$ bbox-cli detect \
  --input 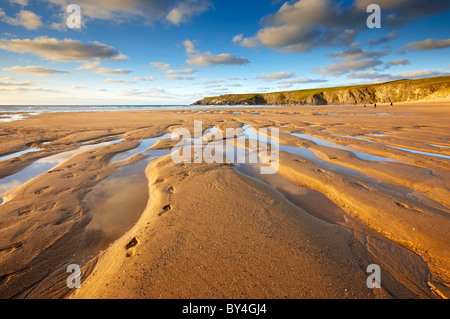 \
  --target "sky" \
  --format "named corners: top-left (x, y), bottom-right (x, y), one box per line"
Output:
top-left (0, 0), bottom-right (449, 105)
